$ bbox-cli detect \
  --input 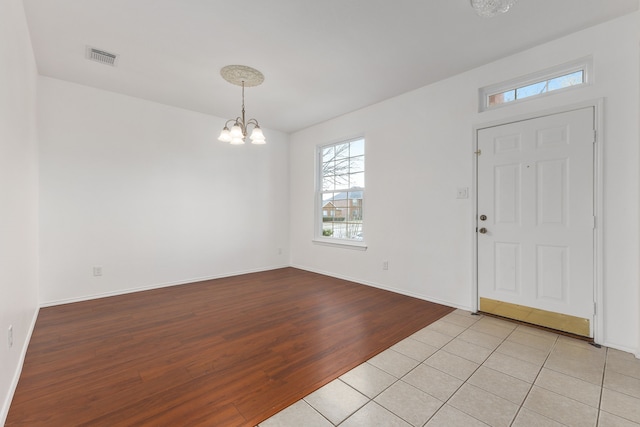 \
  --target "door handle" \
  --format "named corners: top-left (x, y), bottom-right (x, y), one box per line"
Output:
top-left (479, 228), bottom-right (488, 234)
